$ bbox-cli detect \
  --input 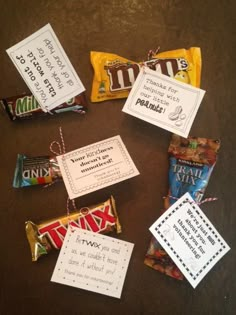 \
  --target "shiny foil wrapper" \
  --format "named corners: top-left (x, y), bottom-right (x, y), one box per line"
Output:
top-left (25, 196), bottom-right (122, 261)
top-left (13, 154), bottom-right (61, 188)
top-left (144, 134), bottom-right (220, 280)
top-left (1, 92), bottom-right (87, 120)
top-left (90, 47), bottom-right (202, 102)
